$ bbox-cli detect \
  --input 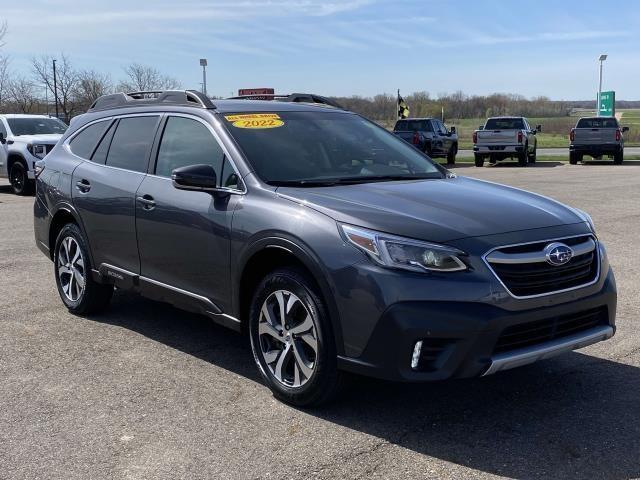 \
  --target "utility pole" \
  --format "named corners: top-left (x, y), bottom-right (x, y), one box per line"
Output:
top-left (597, 54), bottom-right (607, 116)
top-left (52, 59), bottom-right (59, 119)
top-left (200, 59), bottom-right (208, 96)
